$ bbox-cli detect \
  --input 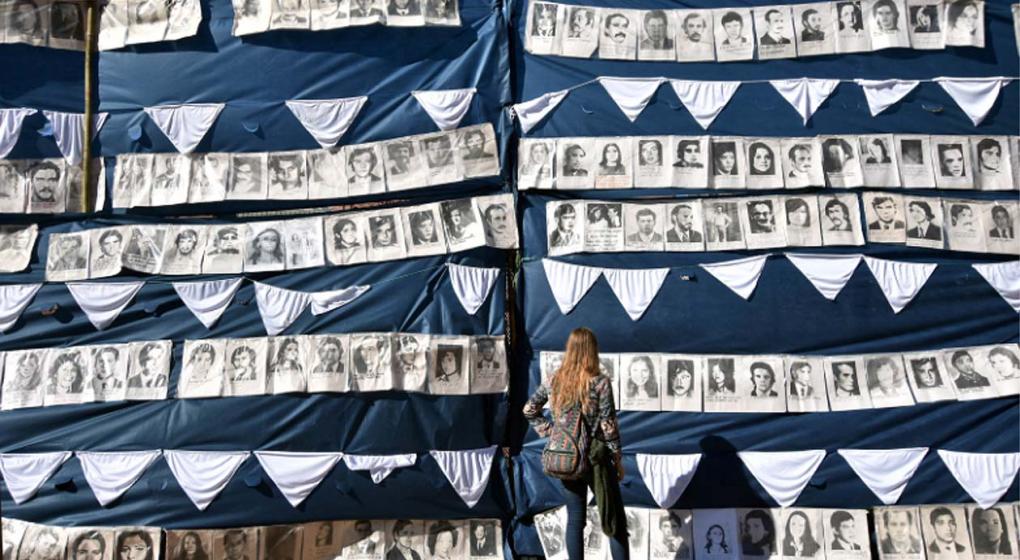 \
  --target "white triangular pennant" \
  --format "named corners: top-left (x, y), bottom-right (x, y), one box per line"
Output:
top-left (700, 255), bottom-right (769, 300)
top-left (937, 450), bottom-right (1020, 508)
top-left (0, 283), bottom-right (42, 333)
top-left (935, 77), bottom-right (1013, 126)
top-left (42, 111), bottom-right (109, 165)
top-left (972, 261), bottom-right (1020, 312)
top-left (173, 278), bottom-right (243, 329)
top-left (143, 103), bottom-right (225, 153)
top-left (164, 450), bottom-right (250, 511)
top-left (668, 80), bottom-right (740, 129)
top-left (542, 258), bottom-right (603, 315)
top-left (285, 96), bottom-right (368, 148)
top-left (429, 445), bottom-right (497, 508)
top-left (448, 263), bottom-right (500, 315)
top-left (343, 453), bottom-right (417, 484)
top-left (769, 78), bottom-right (839, 125)
top-left (738, 450), bottom-right (827, 507)
top-left (603, 267), bottom-right (669, 321)
top-left (411, 88), bottom-right (476, 131)
top-left (67, 281), bottom-right (145, 330)
top-left (853, 79), bottom-right (920, 116)
top-left (0, 108), bottom-right (37, 158)
top-left (785, 253), bottom-right (863, 301)
top-left (863, 256), bottom-right (937, 313)
top-left (254, 451), bottom-right (343, 508)
top-left (635, 453), bottom-right (702, 509)
top-left (838, 447), bottom-right (928, 505)
top-left (598, 77), bottom-right (665, 122)
top-left (253, 282), bottom-right (311, 335)
top-left (0, 451), bottom-right (72, 504)
top-left (309, 285), bottom-right (371, 316)
top-left (76, 450), bottom-right (162, 507)
top-left (512, 89), bottom-right (568, 133)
